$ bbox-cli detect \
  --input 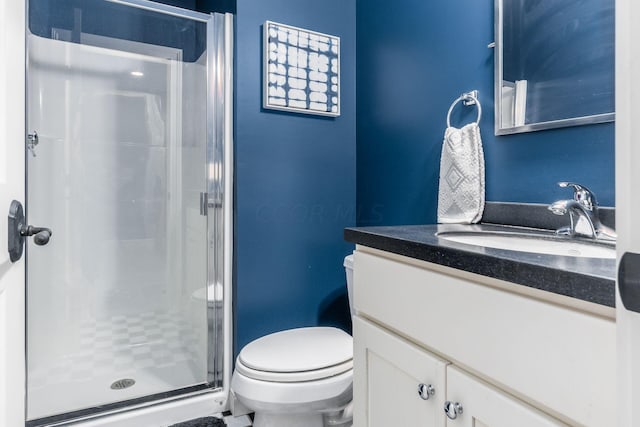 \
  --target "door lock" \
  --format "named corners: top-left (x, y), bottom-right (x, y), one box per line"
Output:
top-left (8, 200), bottom-right (52, 262)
